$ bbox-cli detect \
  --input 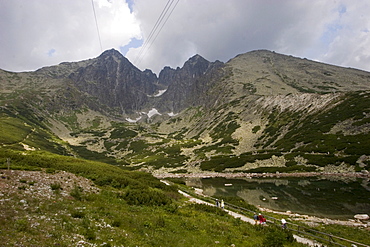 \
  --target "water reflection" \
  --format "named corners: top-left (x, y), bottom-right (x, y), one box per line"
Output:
top-left (184, 176), bottom-right (370, 220)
